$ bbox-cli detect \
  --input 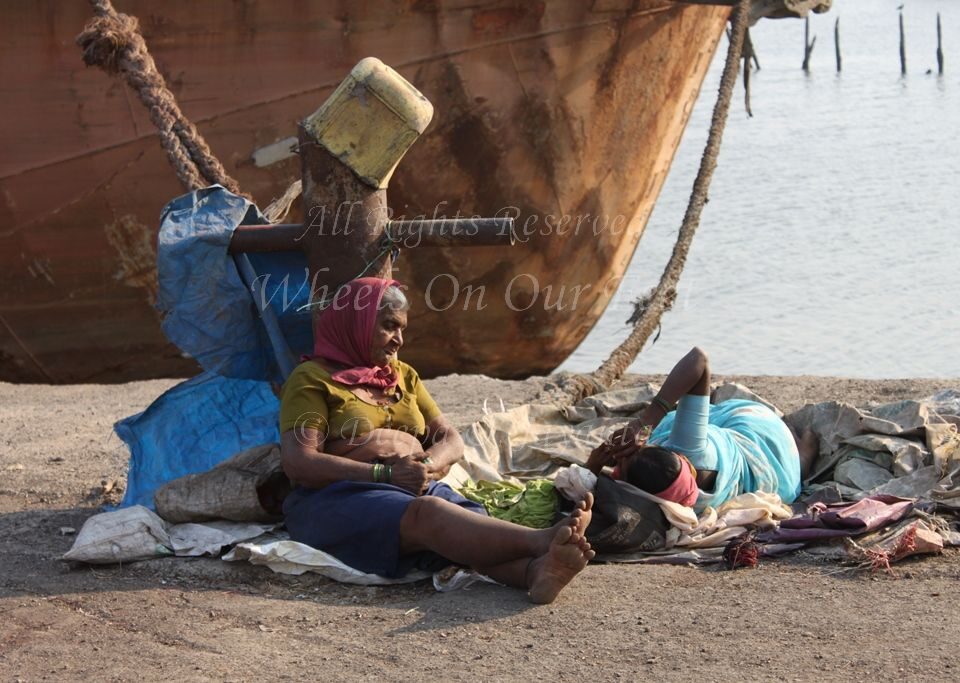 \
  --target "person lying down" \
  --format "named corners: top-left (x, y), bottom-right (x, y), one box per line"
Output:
top-left (586, 347), bottom-right (818, 511)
